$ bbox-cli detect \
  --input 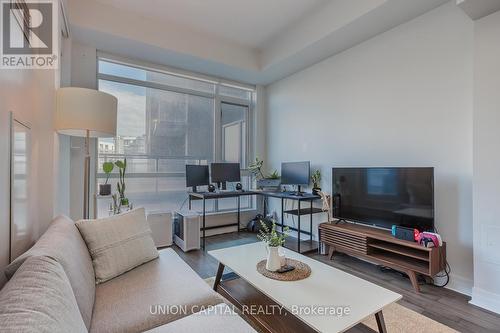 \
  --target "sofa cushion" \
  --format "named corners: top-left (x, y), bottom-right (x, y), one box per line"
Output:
top-left (90, 248), bottom-right (223, 333)
top-left (76, 207), bottom-right (159, 284)
top-left (144, 303), bottom-right (257, 333)
top-left (0, 256), bottom-right (87, 333)
top-left (4, 215), bottom-right (95, 329)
